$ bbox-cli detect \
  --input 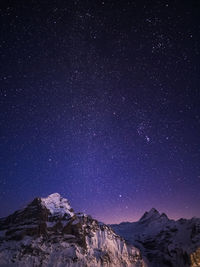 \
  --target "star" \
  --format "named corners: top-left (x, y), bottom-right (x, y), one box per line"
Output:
top-left (0, 0), bottom-right (199, 224)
